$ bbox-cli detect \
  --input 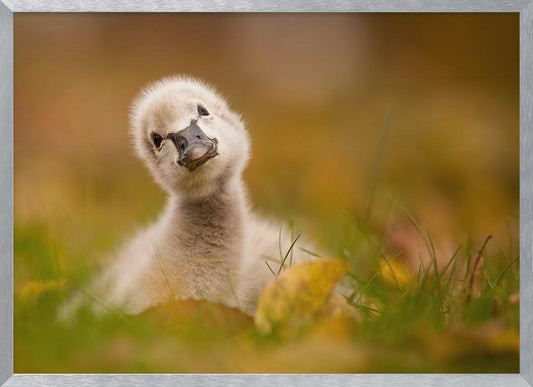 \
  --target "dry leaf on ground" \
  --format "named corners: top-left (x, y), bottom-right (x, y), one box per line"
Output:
top-left (255, 258), bottom-right (350, 338)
